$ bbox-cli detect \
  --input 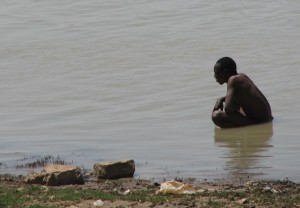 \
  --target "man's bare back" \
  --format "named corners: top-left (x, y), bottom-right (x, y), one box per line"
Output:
top-left (211, 57), bottom-right (273, 128)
